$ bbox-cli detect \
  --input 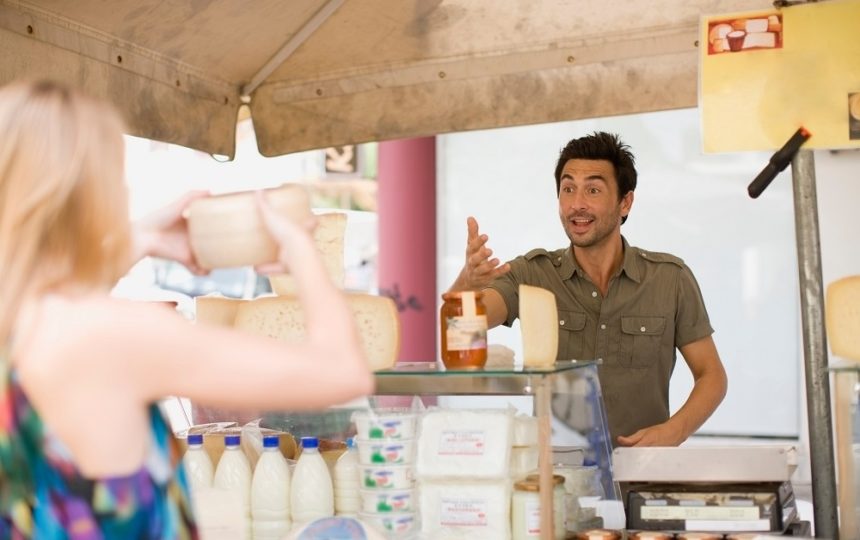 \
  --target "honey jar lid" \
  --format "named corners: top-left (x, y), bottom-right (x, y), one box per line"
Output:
top-left (514, 474), bottom-right (565, 491)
